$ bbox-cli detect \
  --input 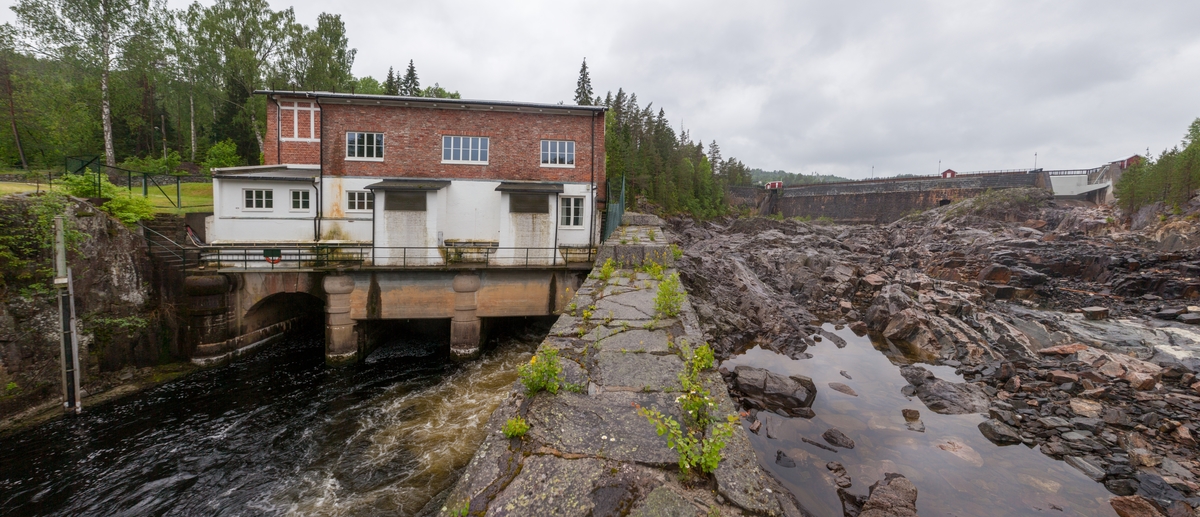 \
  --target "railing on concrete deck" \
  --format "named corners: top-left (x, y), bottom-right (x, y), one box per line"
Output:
top-left (194, 244), bottom-right (597, 271)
